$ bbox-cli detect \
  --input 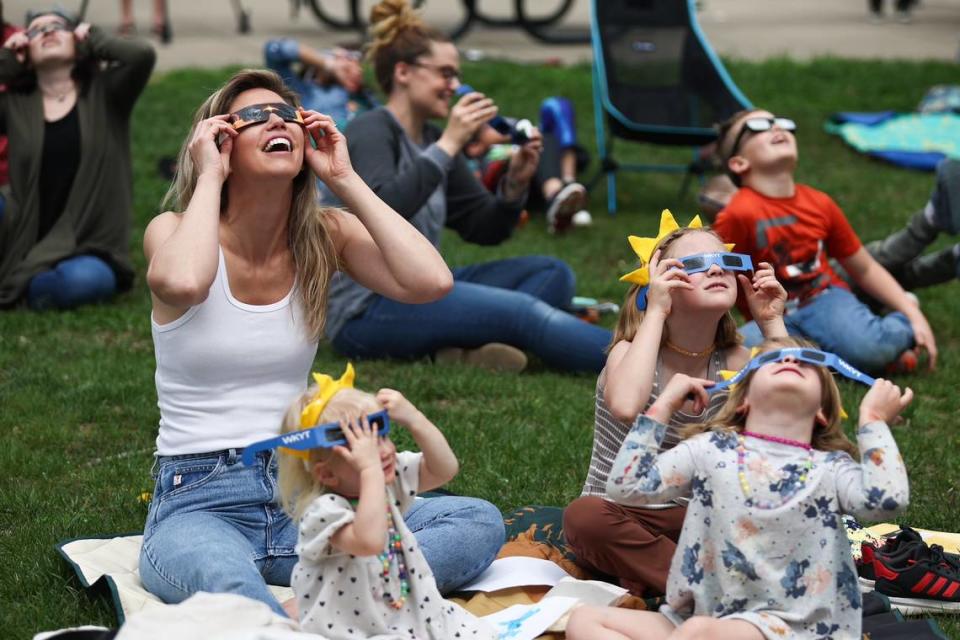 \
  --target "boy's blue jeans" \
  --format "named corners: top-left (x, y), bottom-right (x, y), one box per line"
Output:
top-left (333, 256), bottom-right (611, 373)
top-left (26, 254), bottom-right (117, 310)
top-left (738, 286), bottom-right (914, 373)
top-left (139, 449), bottom-right (504, 617)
